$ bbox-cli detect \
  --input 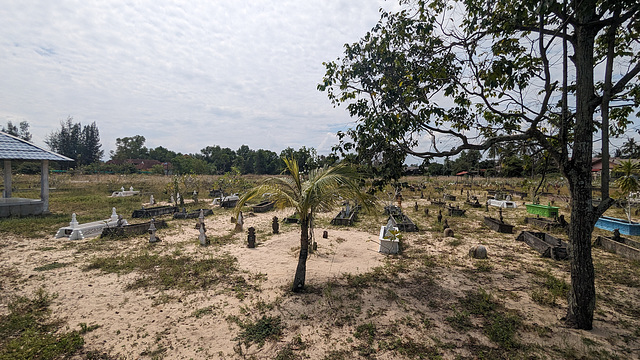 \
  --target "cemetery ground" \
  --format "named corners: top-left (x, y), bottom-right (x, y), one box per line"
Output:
top-left (0, 174), bottom-right (639, 359)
